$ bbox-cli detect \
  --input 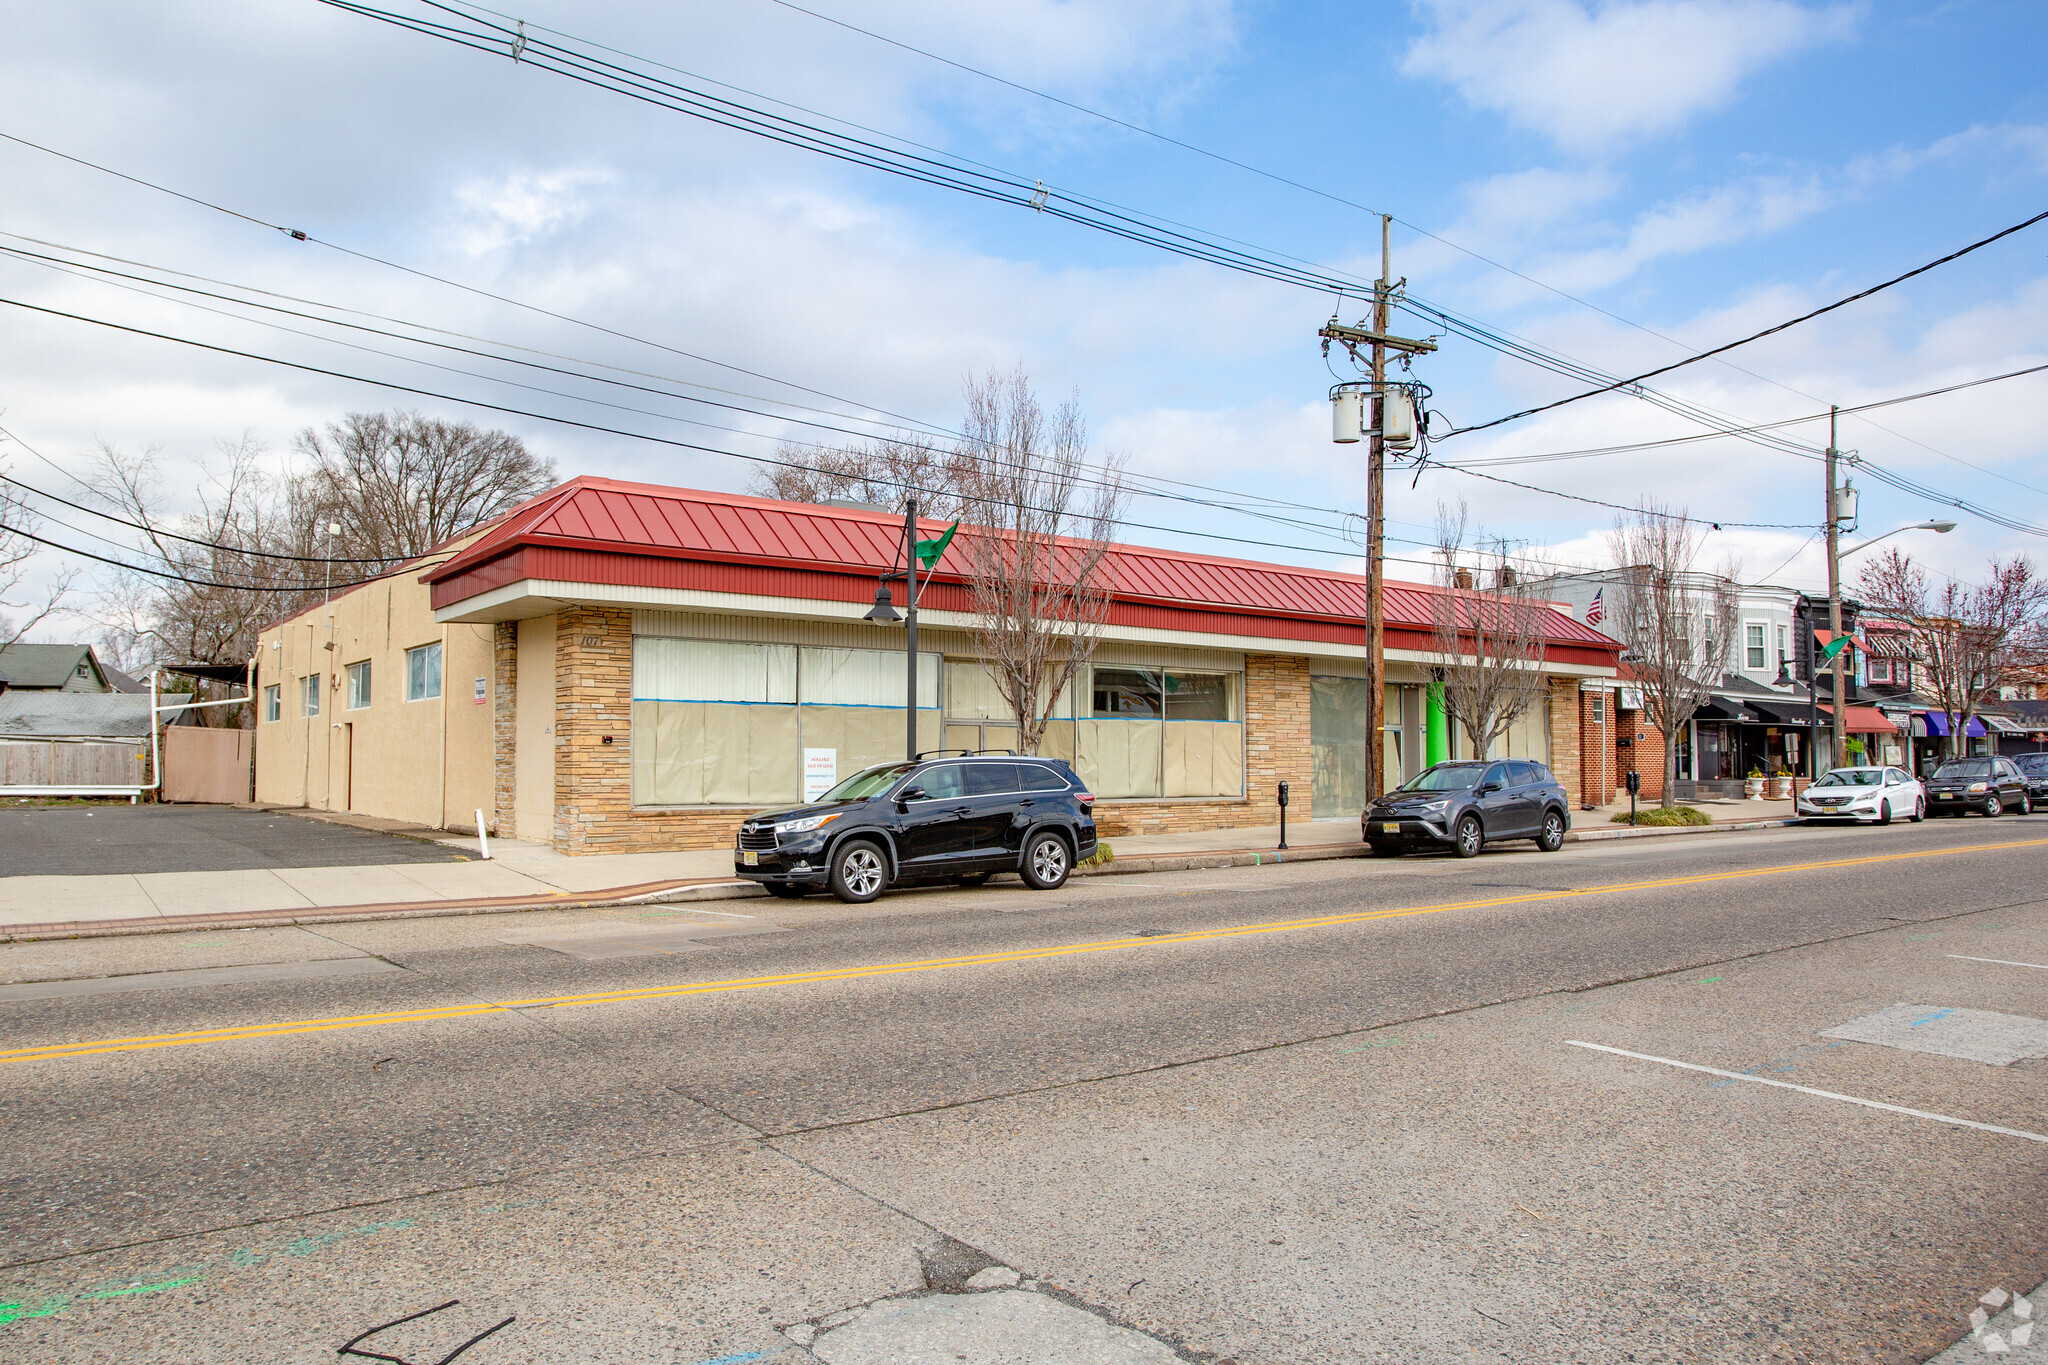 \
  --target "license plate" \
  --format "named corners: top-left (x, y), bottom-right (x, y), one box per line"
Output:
top-left (742, 850), bottom-right (759, 866)
top-left (1379, 822), bottom-right (1400, 834)
top-left (1939, 793), bottom-right (1953, 800)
